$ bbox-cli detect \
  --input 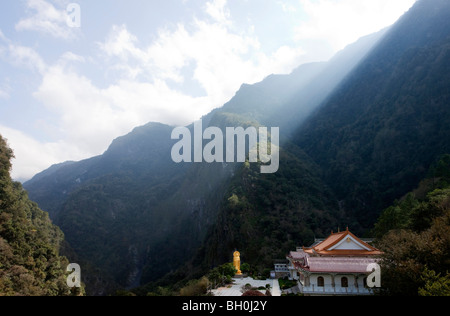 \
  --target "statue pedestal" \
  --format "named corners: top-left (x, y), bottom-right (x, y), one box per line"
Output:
top-left (234, 274), bottom-right (247, 279)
